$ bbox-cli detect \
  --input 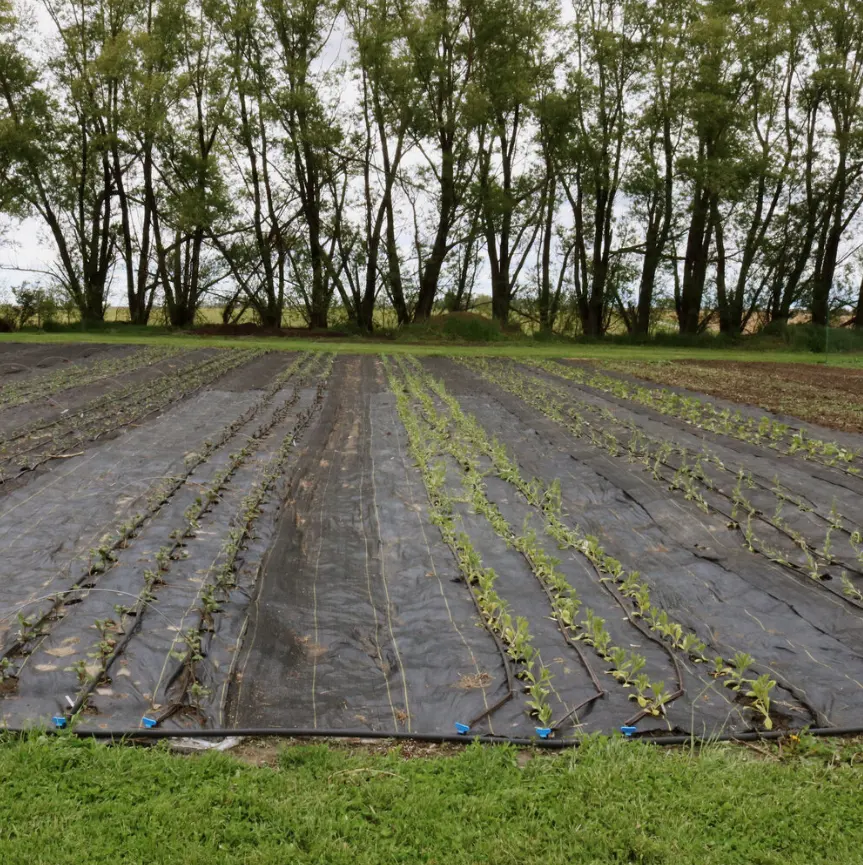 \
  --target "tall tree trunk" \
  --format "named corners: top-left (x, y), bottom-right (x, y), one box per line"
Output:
top-left (811, 209), bottom-right (843, 327)
top-left (414, 138), bottom-right (455, 321)
top-left (538, 169), bottom-right (555, 333)
top-left (678, 186), bottom-right (713, 334)
top-left (713, 202), bottom-right (732, 333)
top-left (385, 197), bottom-right (409, 325)
top-left (855, 271), bottom-right (863, 329)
